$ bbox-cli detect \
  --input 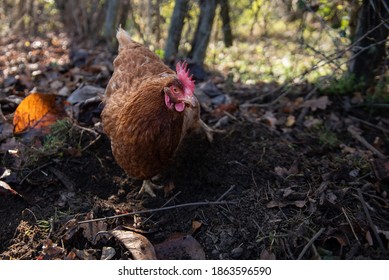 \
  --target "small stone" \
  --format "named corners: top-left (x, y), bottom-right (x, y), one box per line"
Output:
top-left (231, 247), bottom-right (244, 258)
top-left (117, 188), bottom-right (126, 198)
top-left (108, 194), bottom-right (118, 203)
